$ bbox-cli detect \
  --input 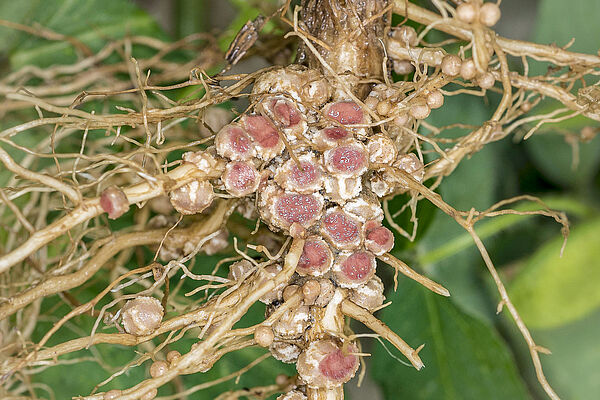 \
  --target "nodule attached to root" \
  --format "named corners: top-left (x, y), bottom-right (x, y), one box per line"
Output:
top-left (260, 97), bottom-right (306, 138)
top-left (296, 237), bottom-right (333, 277)
top-left (149, 360), bottom-right (169, 378)
top-left (166, 350), bottom-right (181, 364)
top-left (476, 72), bottom-right (496, 89)
top-left (367, 134), bottom-right (398, 165)
top-left (222, 161), bottom-right (260, 197)
top-left (324, 101), bottom-right (366, 125)
top-left (460, 58), bottom-right (477, 80)
top-left (270, 341), bottom-right (302, 364)
top-left (275, 154), bottom-right (324, 194)
top-left (426, 90), bottom-right (444, 109)
top-left (255, 325), bottom-right (275, 348)
top-left (393, 59), bottom-right (416, 75)
top-left (228, 259), bottom-right (254, 281)
top-left (2, 0), bottom-right (591, 399)
top-left (169, 179), bottom-right (215, 215)
top-left (241, 114), bottom-right (284, 160)
top-left (480, 2), bottom-right (501, 27)
top-left (324, 142), bottom-right (368, 177)
top-left (215, 124), bottom-right (256, 161)
top-left (456, 2), bottom-right (478, 24)
top-left (314, 127), bottom-right (353, 150)
top-left (332, 251), bottom-right (376, 288)
top-left (100, 186), bottom-right (129, 220)
top-left (409, 102), bottom-right (431, 120)
top-left (272, 305), bottom-right (310, 339)
top-left (392, 25), bottom-right (419, 47)
top-left (349, 275), bottom-right (385, 311)
top-left (272, 192), bottom-right (324, 230)
top-left (364, 220), bottom-right (395, 256)
top-left (297, 340), bottom-right (359, 388)
top-left (320, 208), bottom-right (363, 250)
top-left (302, 280), bottom-right (322, 304)
top-left (121, 296), bottom-right (164, 336)
top-left (395, 153), bottom-right (425, 189)
top-left (441, 54), bottom-right (462, 76)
